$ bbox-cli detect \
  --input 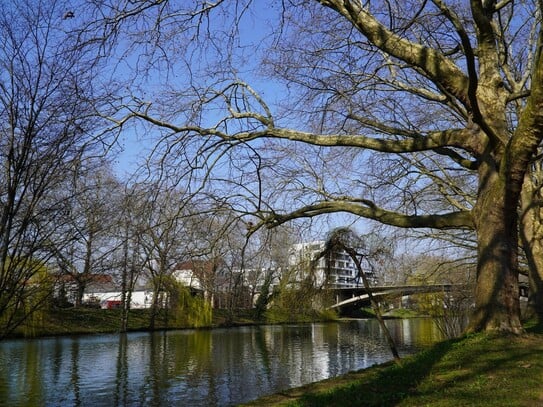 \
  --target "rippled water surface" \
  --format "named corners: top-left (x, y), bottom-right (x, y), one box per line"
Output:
top-left (0, 319), bottom-right (442, 406)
